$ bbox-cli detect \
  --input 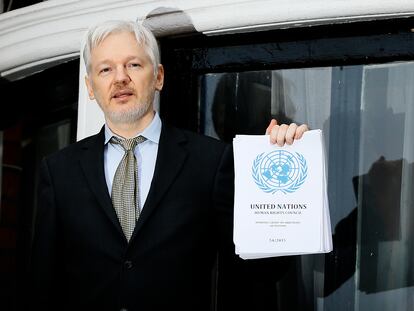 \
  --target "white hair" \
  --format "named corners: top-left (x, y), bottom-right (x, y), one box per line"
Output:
top-left (83, 20), bottom-right (160, 75)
